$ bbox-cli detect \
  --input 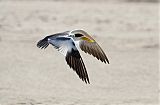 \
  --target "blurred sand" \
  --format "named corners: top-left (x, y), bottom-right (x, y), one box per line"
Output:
top-left (0, 1), bottom-right (159, 105)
